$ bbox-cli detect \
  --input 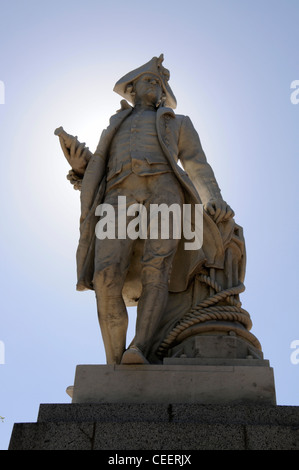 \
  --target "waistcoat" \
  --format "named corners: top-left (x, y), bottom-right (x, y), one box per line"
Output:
top-left (106, 107), bottom-right (172, 190)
